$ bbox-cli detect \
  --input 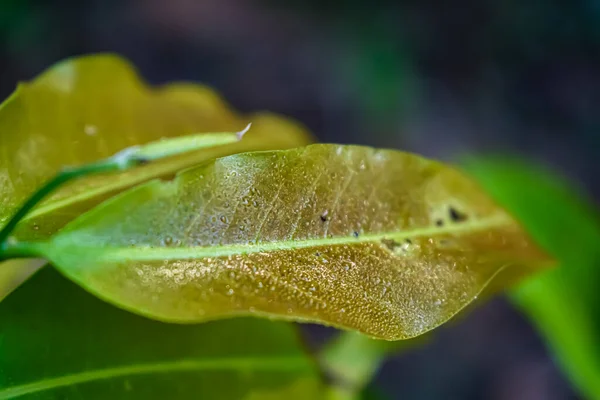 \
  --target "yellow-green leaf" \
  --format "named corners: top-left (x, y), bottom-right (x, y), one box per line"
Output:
top-left (25, 144), bottom-right (552, 340)
top-left (0, 267), bottom-right (325, 399)
top-left (0, 53), bottom-right (312, 238)
top-left (0, 54), bottom-right (312, 297)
